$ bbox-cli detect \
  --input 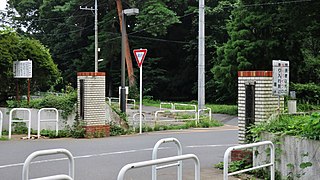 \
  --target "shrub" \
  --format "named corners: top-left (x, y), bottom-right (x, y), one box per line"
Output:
top-left (291, 83), bottom-right (320, 104)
